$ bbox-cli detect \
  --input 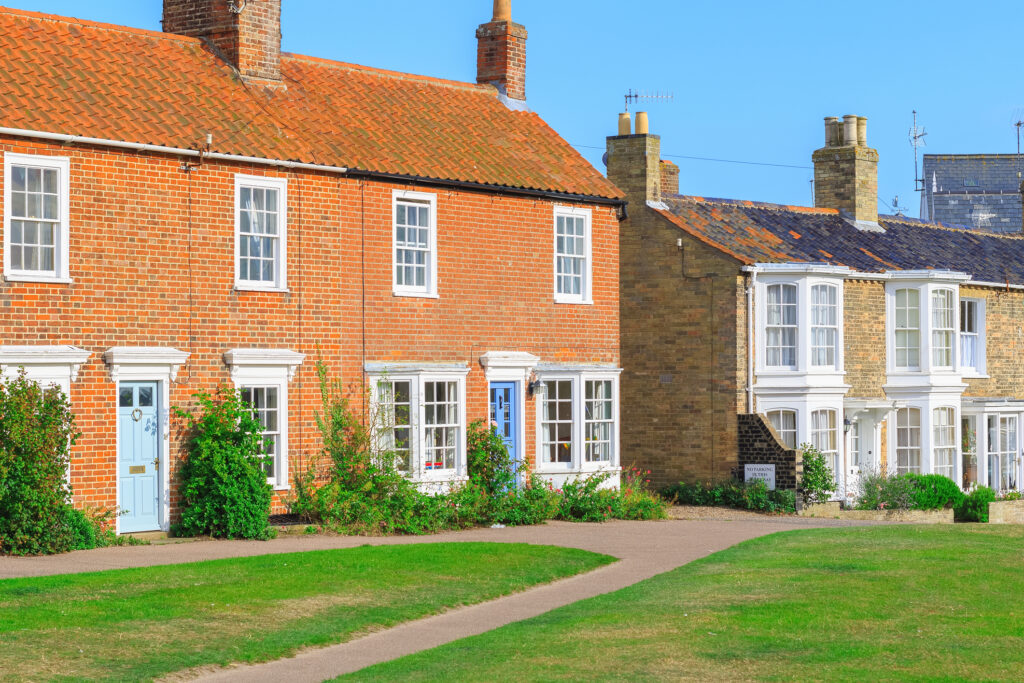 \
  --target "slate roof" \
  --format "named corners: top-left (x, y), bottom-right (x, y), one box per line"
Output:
top-left (921, 155), bottom-right (1022, 234)
top-left (0, 6), bottom-right (621, 200)
top-left (656, 195), bottom-right (1024, 285)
